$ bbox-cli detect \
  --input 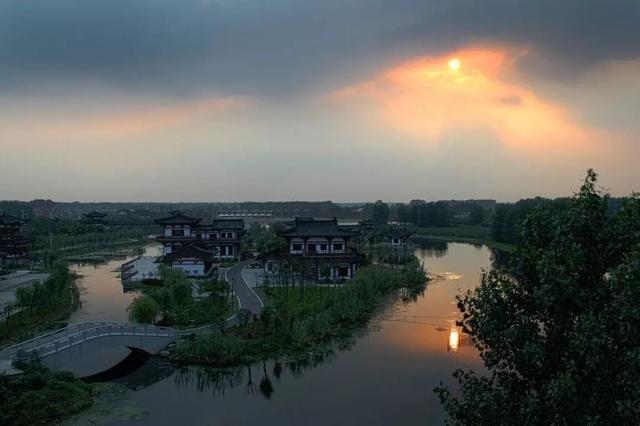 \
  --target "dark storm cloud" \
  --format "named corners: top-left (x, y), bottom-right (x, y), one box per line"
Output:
top-left (400, 0), bottom-right (640, 79)
top-left (1, 0), bottom-right (639, 97)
